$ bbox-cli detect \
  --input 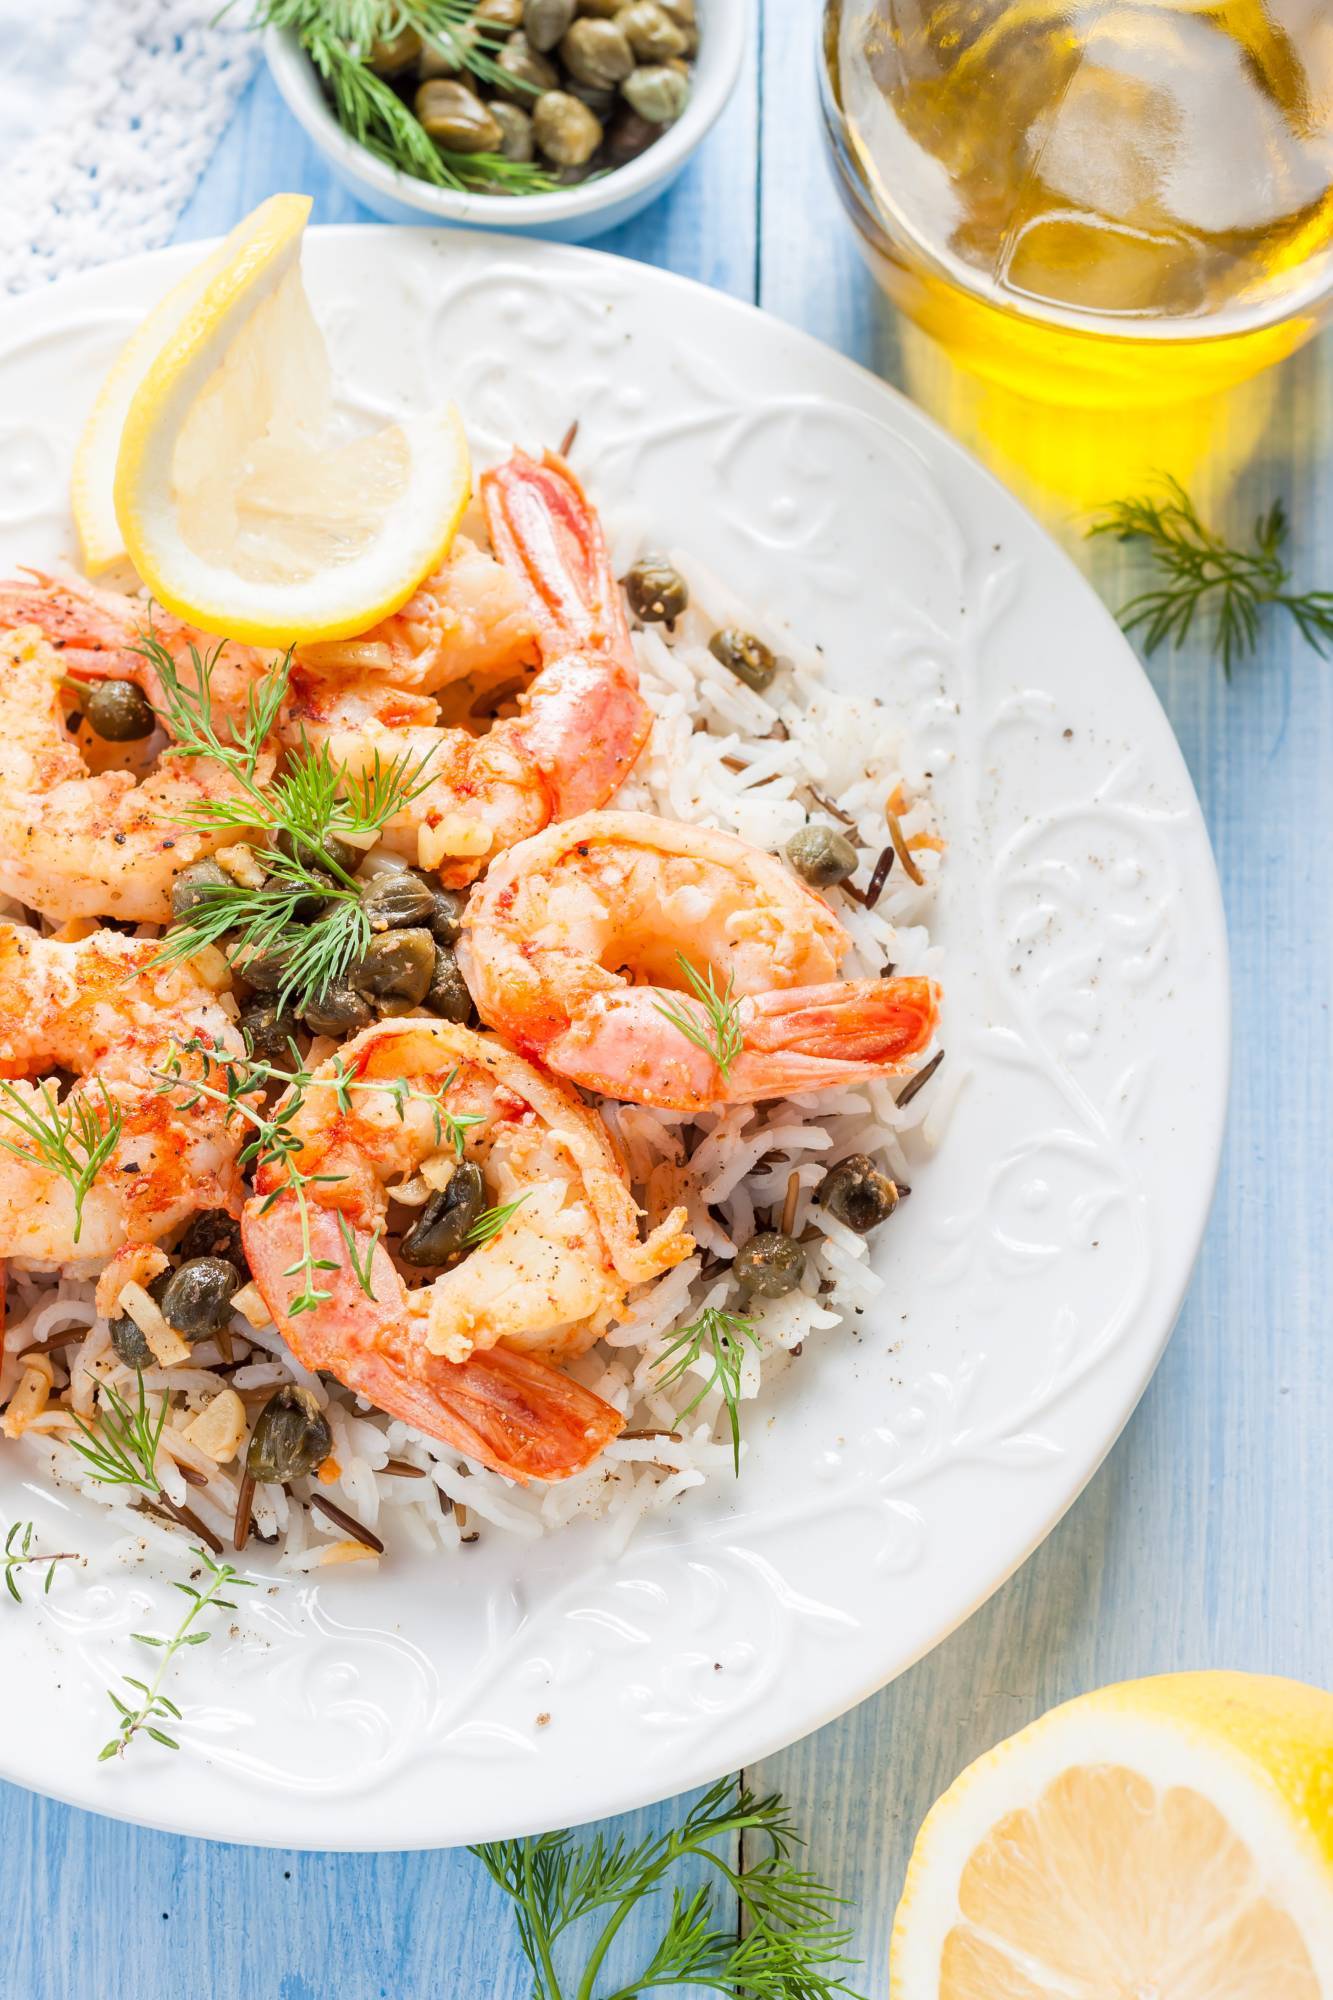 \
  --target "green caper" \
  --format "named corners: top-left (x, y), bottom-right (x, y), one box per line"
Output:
top-left (175, 1208), bottom-right (247, 1274)
top-left (489, 99), bottom-right (535, 160)
top-left (413, 874), bottom-right (466, 945)
top-left (238, 1000), bottom-right (300, 1065)
top-left (399, 1163), bottom-right (485, 1266)
top-left (576, 0), bottom-right (624, 15)
top-left (354, 928), bottom-right (437, 1006)
top-left (301, 979), bottom-right (374, 1039)
top-left (625, 555), bottom-right (688, 623)
top-left (816, 1154), bottom-right (899, 1233)
top-left (359, 871), bottom-right (440, 933)
top-left (615, 1), bottom-right (687, 60)
top-left (415, 79), bottom-right (503, 152)
top-left (621, 60), bottom-right (689, 123)
top-left (523, 0), bottom-right (575, 51)
top-left (109, 1272), bottom-right (169, 1368)
top-left (658, 0), bottom-right (695, 21)
top-left (564, 78), bottom-right (618, 114)
top-left (476, 0), bottom-right (524, 23)
top-left (273, 826), bottom-right (361, 879)
top-left (170, 857), bottom-right (232, 922)
top-left (734, 1230), bottom-right (806, 1301)
top-left (246, 1386), bottom-right (331, 1485)
top-left (158, 1257), bottom-right (239, 1342)
top-left (559, 15), bottom-right (634, 86)
top-left (785, 822), bottom-right (858, 889)
top-left (425, 943), bottom-right (475, 1023)
top-left (709, 626), bottom-right (776, 692)
top-left (533, 89), bottom-right (603, 165)
top-left (605, 104), bottom-right (661, 162)
top-left (495, 30), bottom-right (560, 100)
top-left (232, 942), bottom-right (293, 994)
top-left (83, 678), bottom-right (156, 742)
top-left (367, 24), bottom-right (422, 72)
top-left (419, 38), bottom-right (463, 79)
